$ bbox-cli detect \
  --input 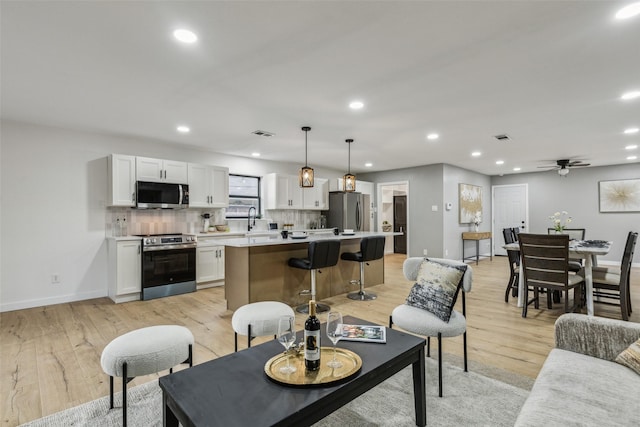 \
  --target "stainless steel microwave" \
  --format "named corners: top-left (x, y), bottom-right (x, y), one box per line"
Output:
top-left (136, 181), bottom-right (189, 209)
